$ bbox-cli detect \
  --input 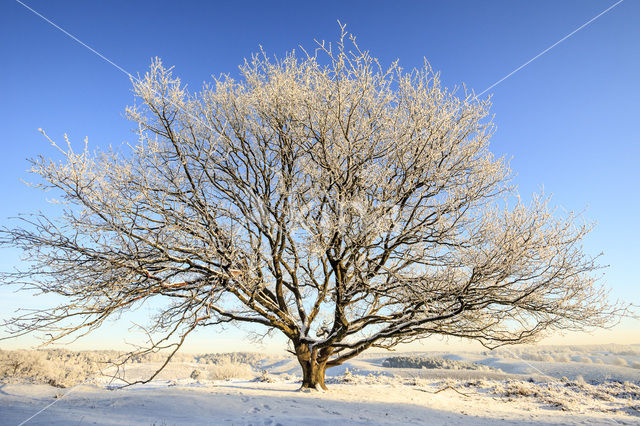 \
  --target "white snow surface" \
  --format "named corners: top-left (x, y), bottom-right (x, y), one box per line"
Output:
top-left (1, 345), bottom-right (639, 425)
